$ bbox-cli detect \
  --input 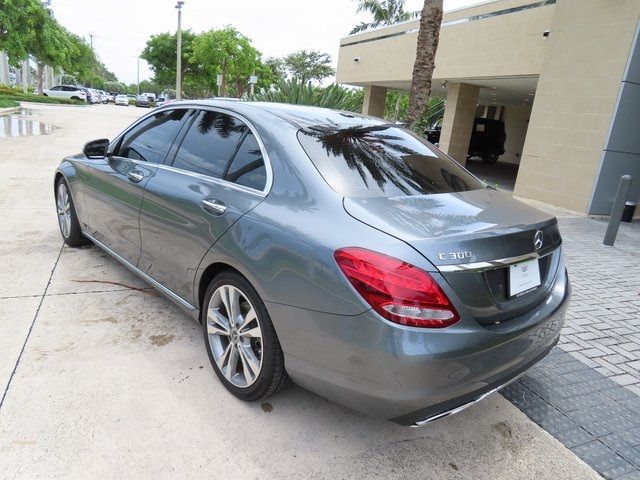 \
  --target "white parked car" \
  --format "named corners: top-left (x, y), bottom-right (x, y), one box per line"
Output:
top-left (88, 89), bottom-right (102, 104)
top-left (115, 94), bottom-right (129, 106)
top-left (42, 85), bottom-right (87, 102)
